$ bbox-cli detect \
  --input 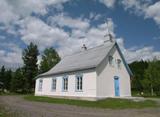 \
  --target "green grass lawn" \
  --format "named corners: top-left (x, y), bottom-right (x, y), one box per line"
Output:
top-left (24, 95), bottom-right (158, 109)
top-left (0, 111), bottom-right (5, 117)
